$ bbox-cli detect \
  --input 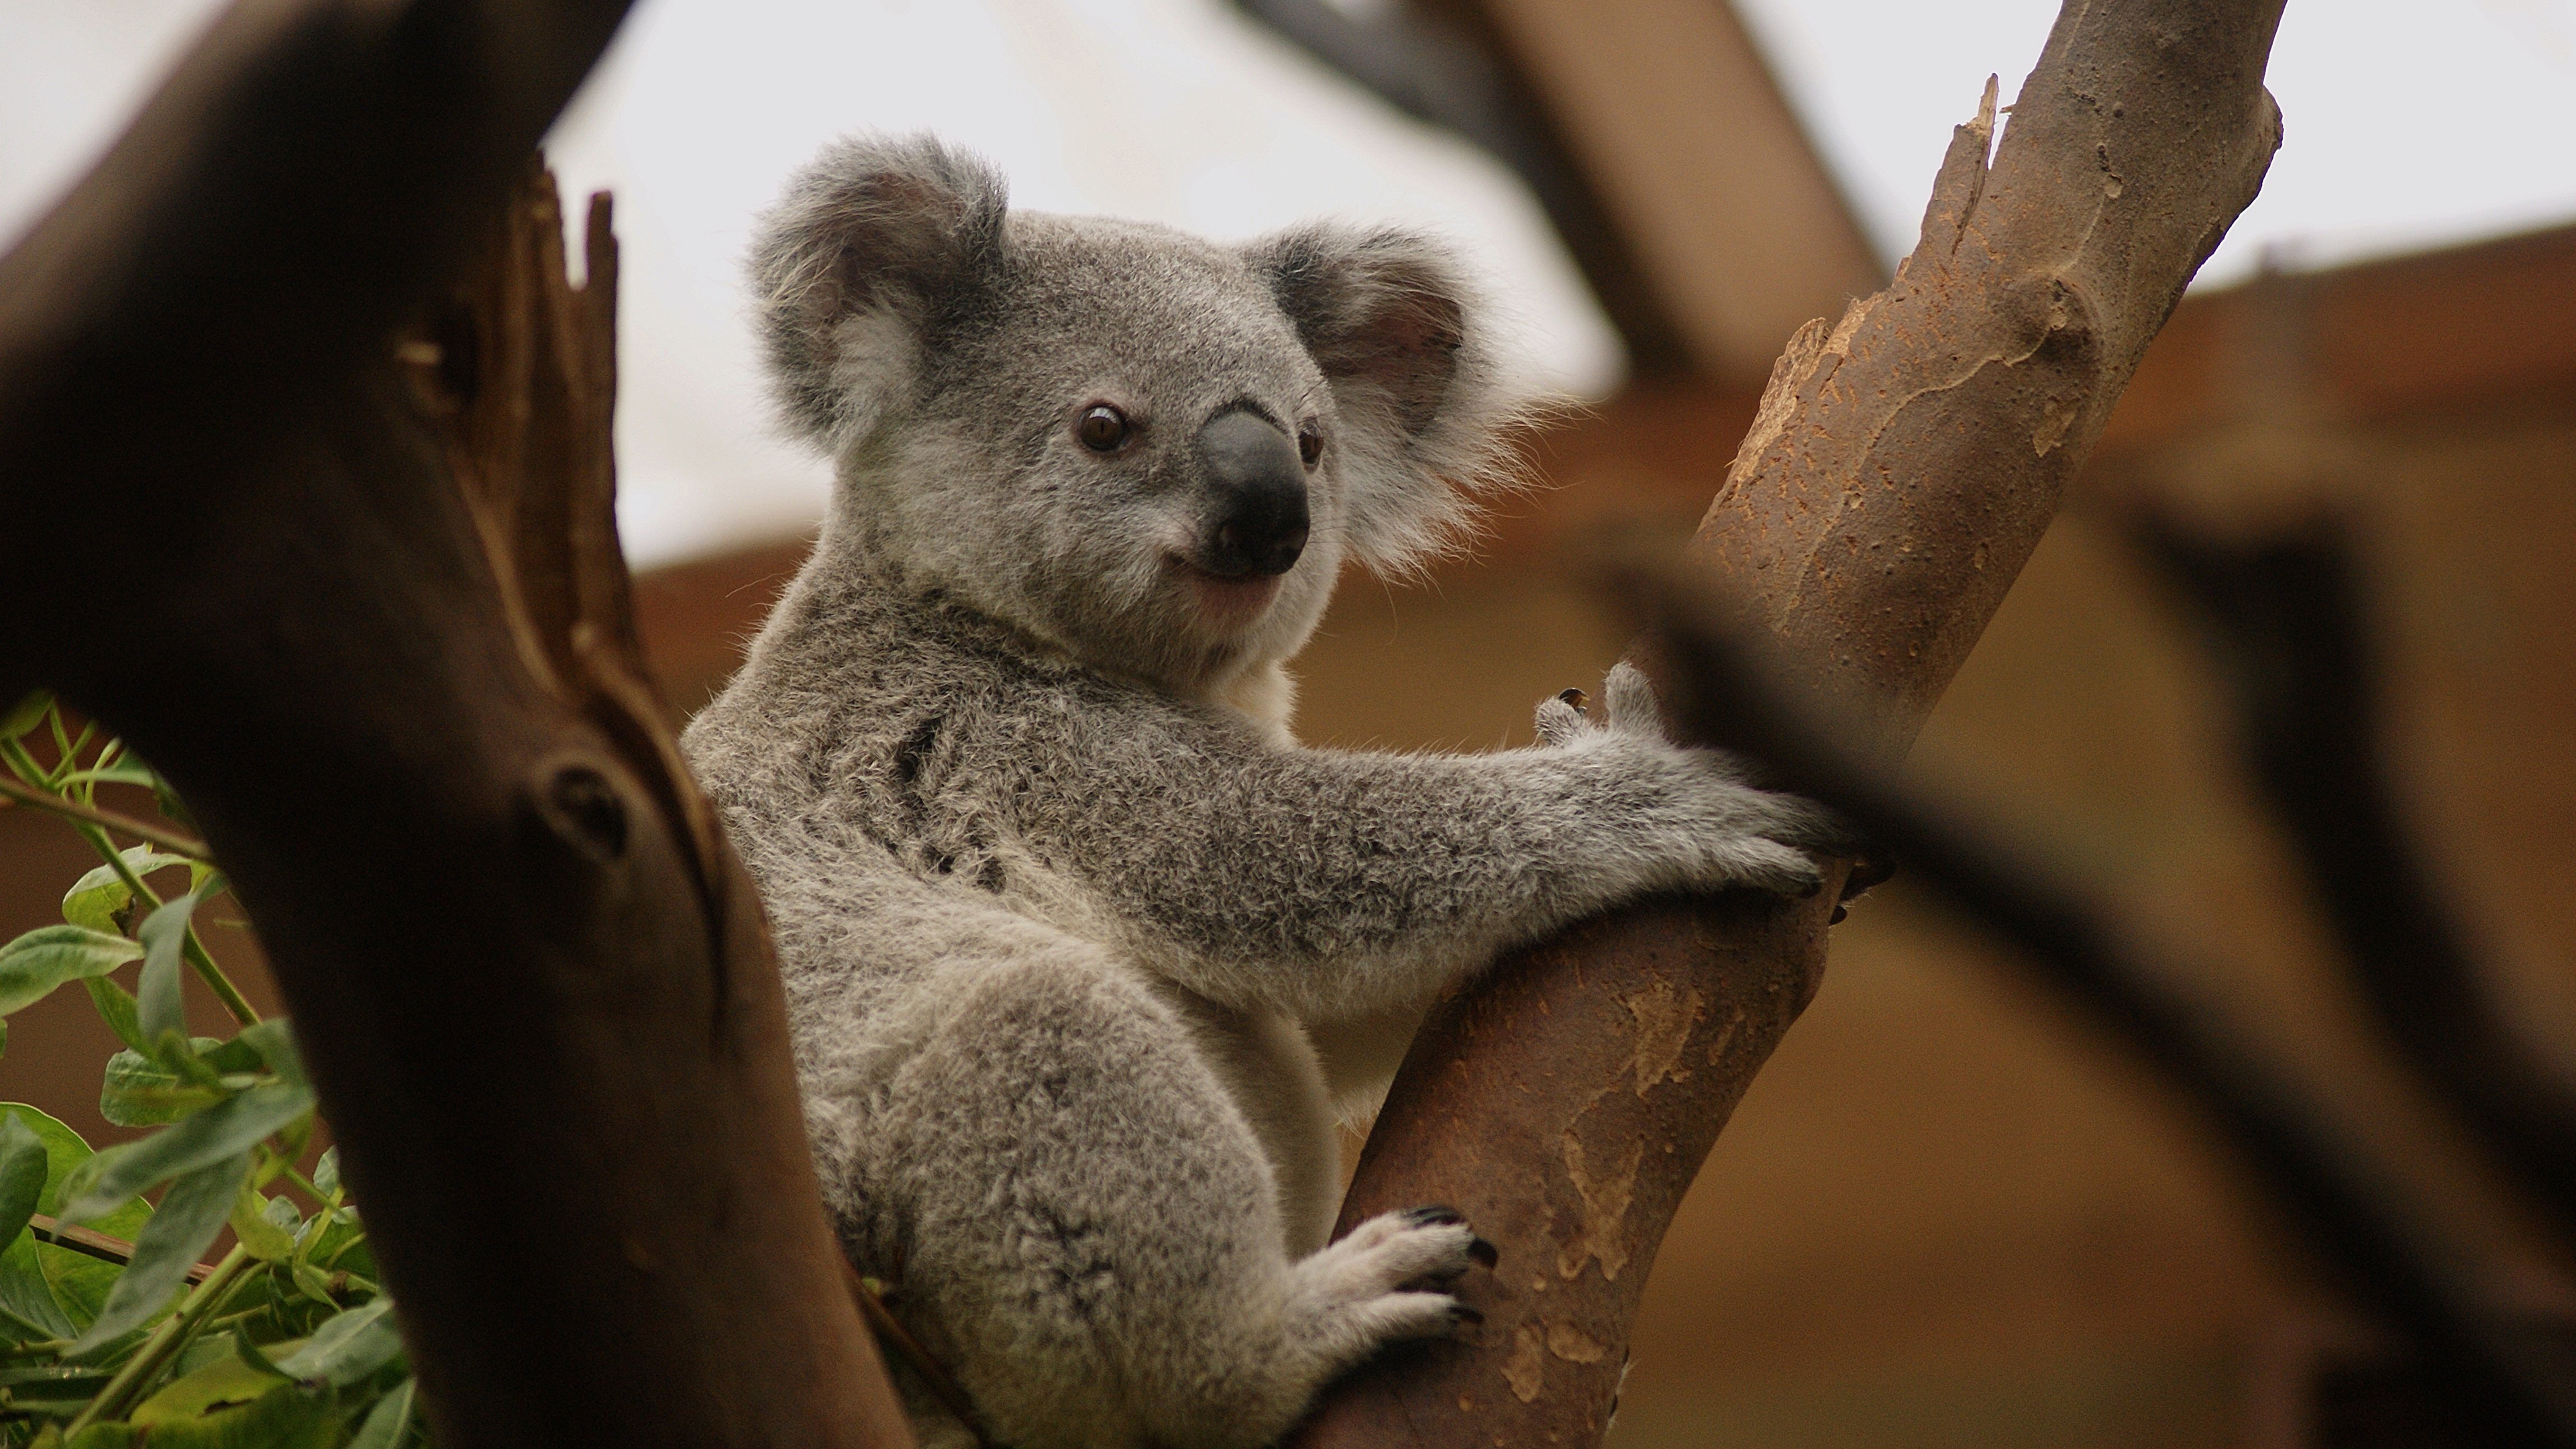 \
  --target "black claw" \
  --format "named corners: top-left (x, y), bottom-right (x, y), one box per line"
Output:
top-left (1405, 1204), bottom-right (1466, 1228)
top-left (1449, 1303), bottom-right (1485, 1326)
top-left (1468, 1236), bottom-right (1499, 1269)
